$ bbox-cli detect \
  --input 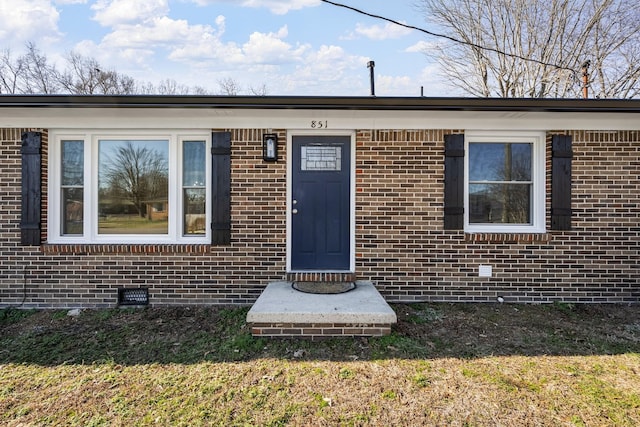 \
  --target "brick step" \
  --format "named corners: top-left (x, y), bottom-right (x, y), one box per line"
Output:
top-left (247, 281), bottom-right (397, 338)
top-left (250, 322), bottom-right (392, 338)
